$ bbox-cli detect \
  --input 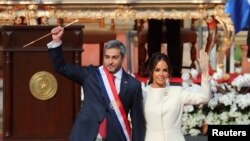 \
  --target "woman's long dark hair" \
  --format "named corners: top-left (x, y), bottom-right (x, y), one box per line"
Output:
top-left (147, 52), bottom-right (172, 85)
